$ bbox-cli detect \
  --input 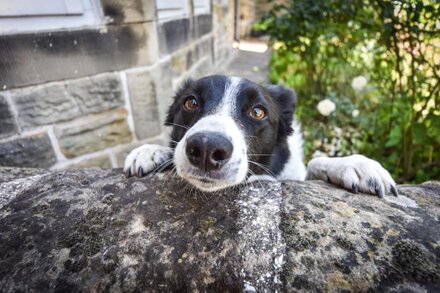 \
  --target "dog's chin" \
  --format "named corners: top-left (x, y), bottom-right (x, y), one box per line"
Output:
top-left (177, 168), bottom-right (247, 192)
top-left (186, 177), bottom-right (232, 192)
